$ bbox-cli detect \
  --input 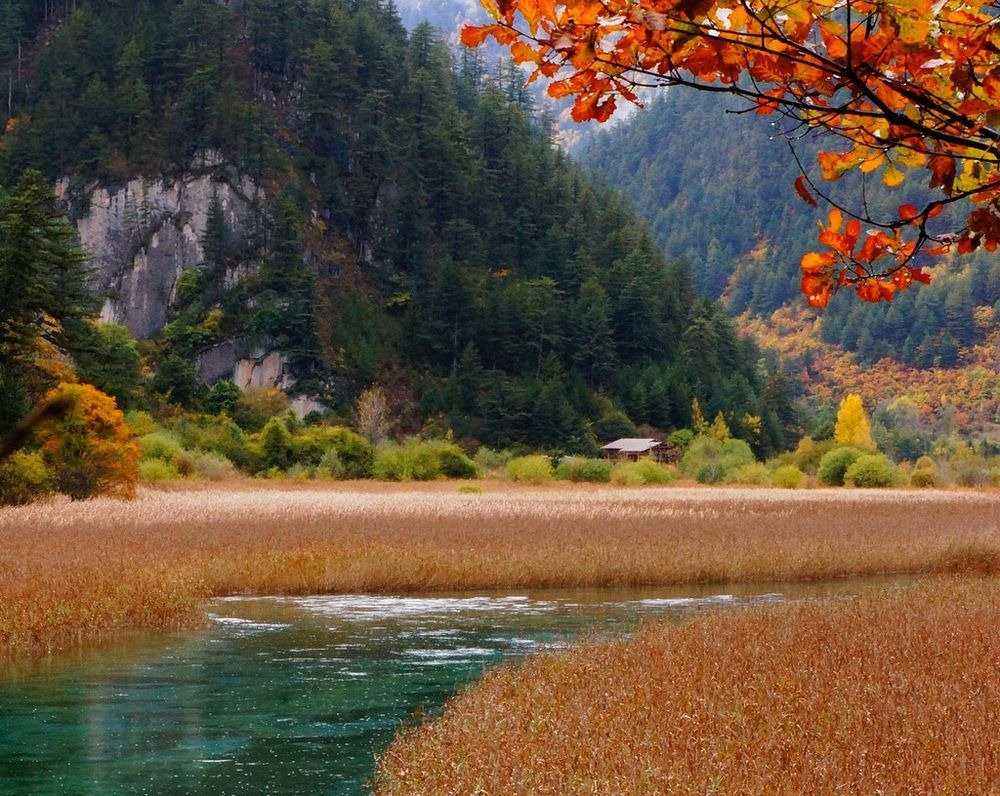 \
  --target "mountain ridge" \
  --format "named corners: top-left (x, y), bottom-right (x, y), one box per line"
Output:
top-left (0, 0), bottom-right (791, 453)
